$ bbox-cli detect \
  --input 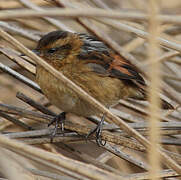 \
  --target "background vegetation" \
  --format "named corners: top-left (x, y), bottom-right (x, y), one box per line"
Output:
top-left (0, 0), bottom-right (180, 179)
